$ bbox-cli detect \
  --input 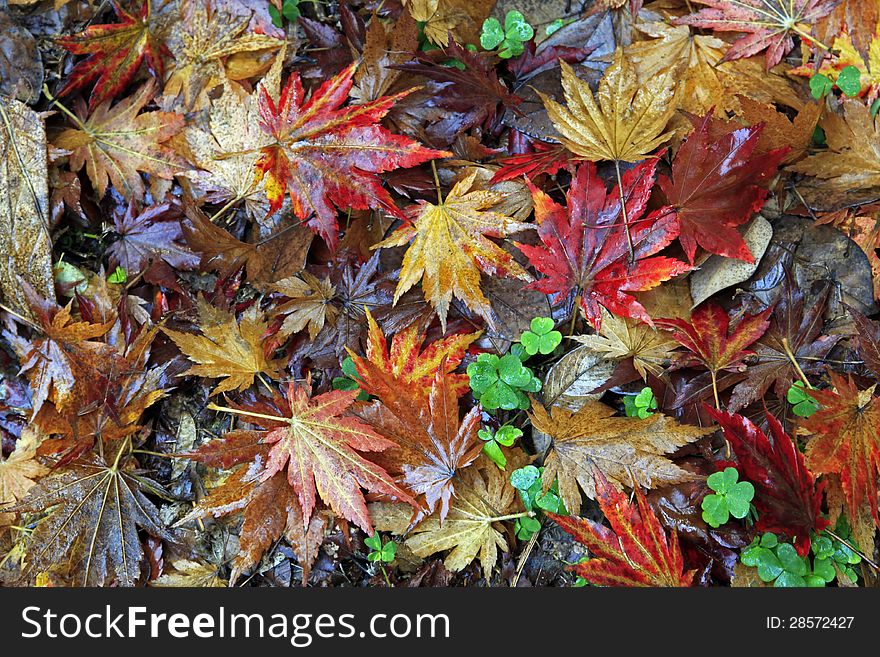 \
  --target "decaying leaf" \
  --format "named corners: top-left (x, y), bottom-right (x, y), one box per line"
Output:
top-left (0, 429), bottom-right (48, 526)
top-left (0, 97), bottom-right (55, 317)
